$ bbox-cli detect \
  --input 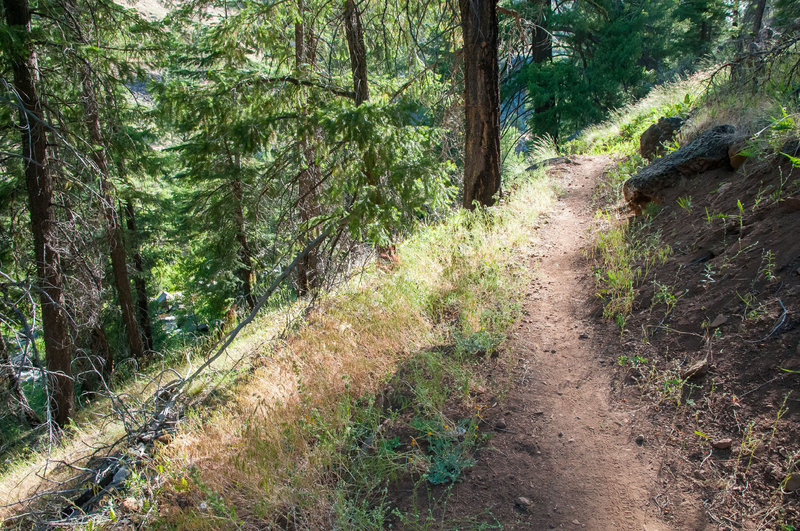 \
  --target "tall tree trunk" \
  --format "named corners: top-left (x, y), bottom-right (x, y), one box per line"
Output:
top-left (80, 70), bottom-right (146, 361)
top-left (460, 0), bottom-right (502, 209)
top-left (531, 0), bottom-right (552, 63)
top-left (124, 200), bottom-right (154, 352)
top-left (4, 0), bottom-right (74, 427)
top-left (0, 332), bottom-right (41, 426)
top-left (752, 0), bottom-right (767, 37)
top-left (342, 0), bottom-right (394, 261)
top-left (530, 0), bottom-right (556, 139)
top-left (295, 5), bottom-right (322, 296)
top-left (232, 178), bottom-right (256, 309)
top-left (344, 0), bottom-right (369, 106)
